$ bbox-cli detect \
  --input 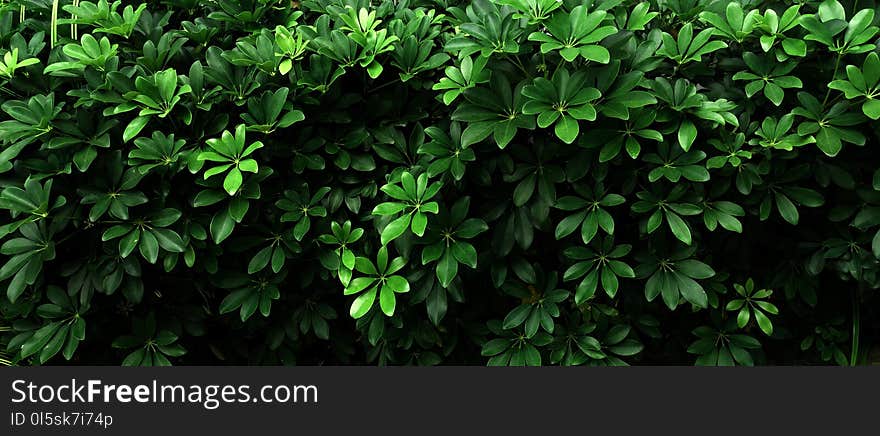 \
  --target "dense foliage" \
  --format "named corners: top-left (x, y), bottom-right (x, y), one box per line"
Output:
top-left (0, 0), bottom-right (878, 366)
